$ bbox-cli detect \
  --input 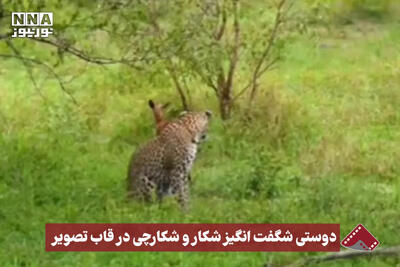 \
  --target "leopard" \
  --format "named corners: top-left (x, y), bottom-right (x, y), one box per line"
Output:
top-left (127, 110), bottom-right (212, 211)
top-left (147, 99), bottom-right (194, 184)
